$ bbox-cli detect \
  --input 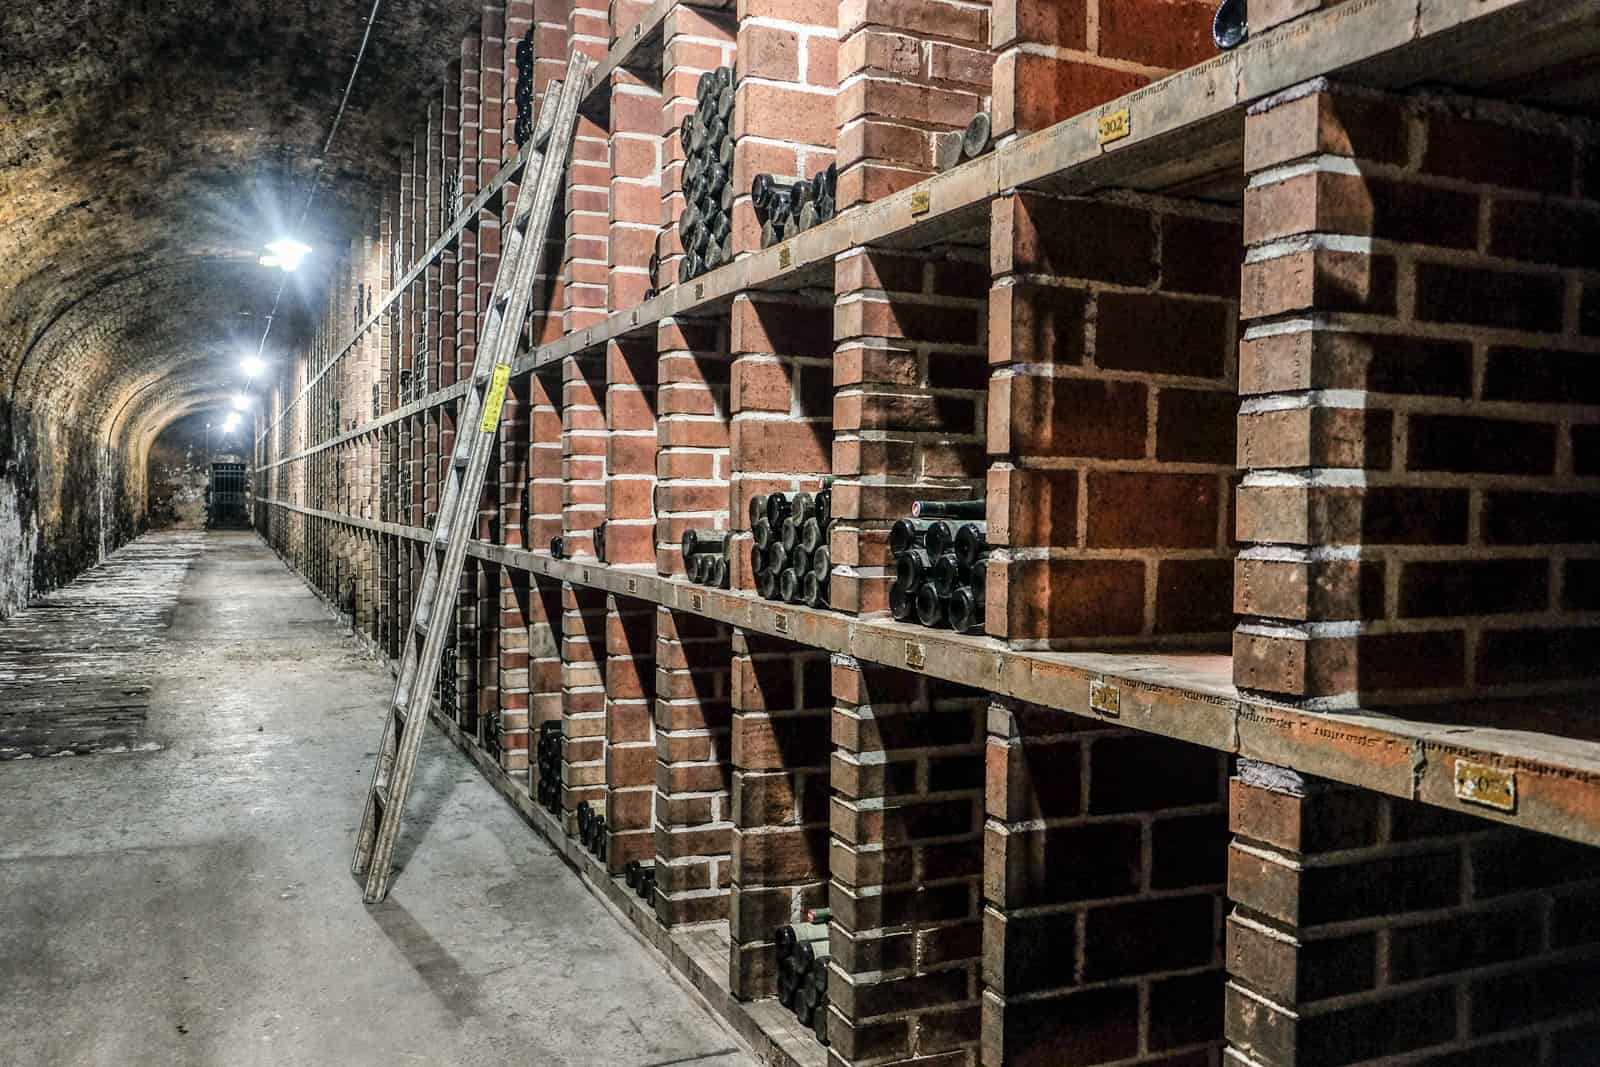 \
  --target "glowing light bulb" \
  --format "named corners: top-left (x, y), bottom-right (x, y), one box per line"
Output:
top-left (241, 355), bottom-right (266, 378)
top-left (261, 238), bottom-right (311, 273)
top-left (232, 393), bottom-right (250, 412)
